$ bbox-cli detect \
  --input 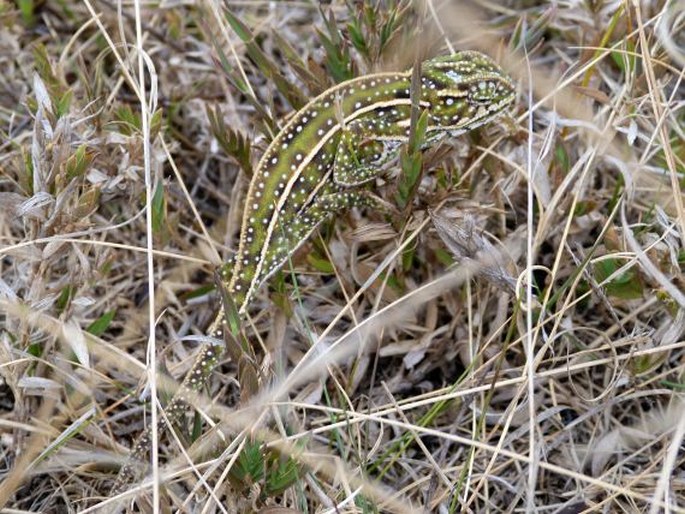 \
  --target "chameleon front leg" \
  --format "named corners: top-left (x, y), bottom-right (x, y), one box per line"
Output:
top-left (332, 110), bottom-right (409, 187)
